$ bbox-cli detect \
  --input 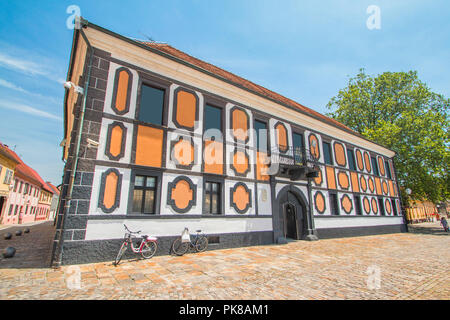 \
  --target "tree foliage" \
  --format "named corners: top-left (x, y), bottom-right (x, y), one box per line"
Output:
top-left (327, 69), bottom-right (449, 204)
